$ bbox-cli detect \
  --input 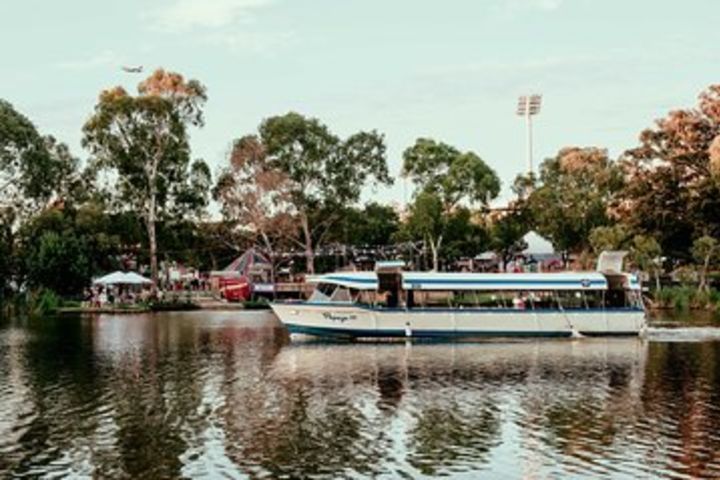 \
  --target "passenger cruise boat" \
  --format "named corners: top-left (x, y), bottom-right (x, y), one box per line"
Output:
top-left (271, 256), bottom-right (646, 339)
